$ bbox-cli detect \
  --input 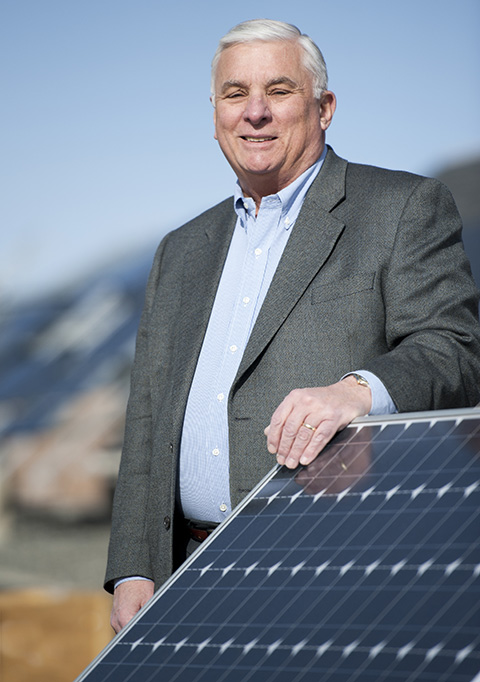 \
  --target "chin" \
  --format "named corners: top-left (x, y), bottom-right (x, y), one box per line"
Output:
top-left (241, 160), bottom-right (280, 176)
